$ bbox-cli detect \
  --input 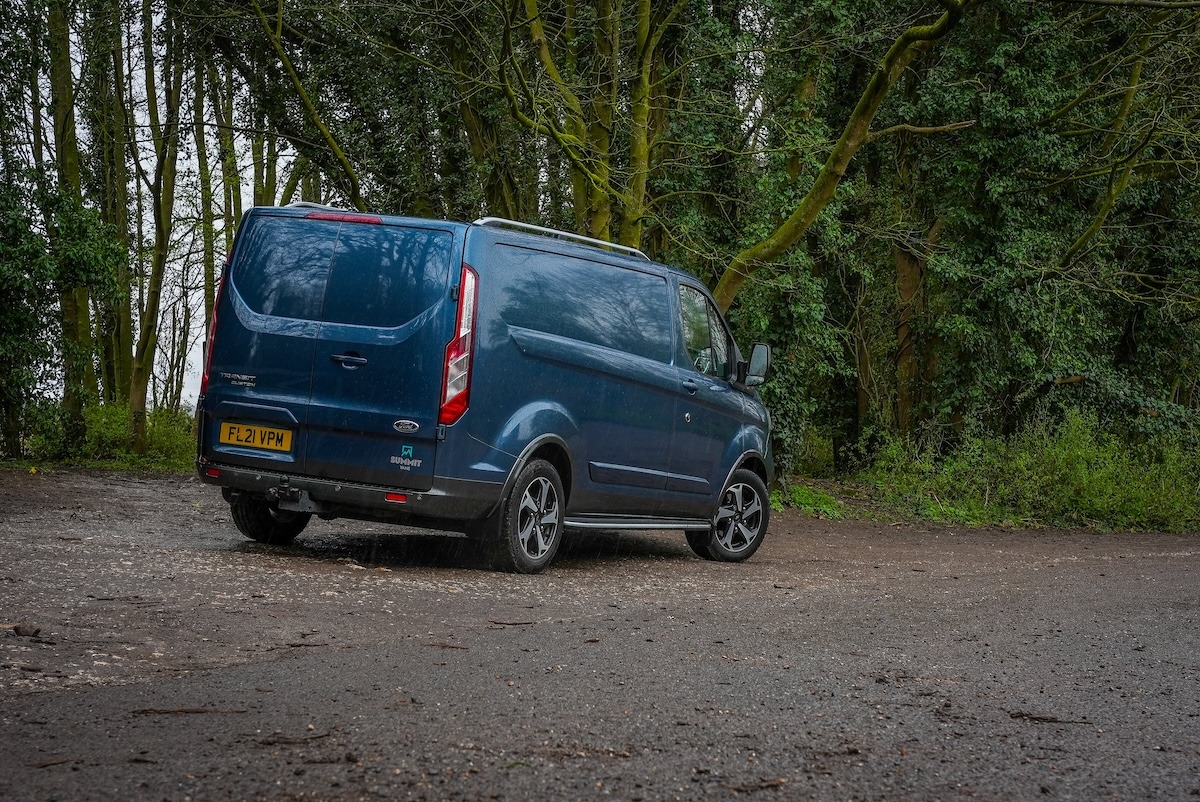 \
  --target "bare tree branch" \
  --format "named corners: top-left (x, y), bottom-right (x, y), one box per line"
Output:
top-left (865, 119), bottom-right (977, 144)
